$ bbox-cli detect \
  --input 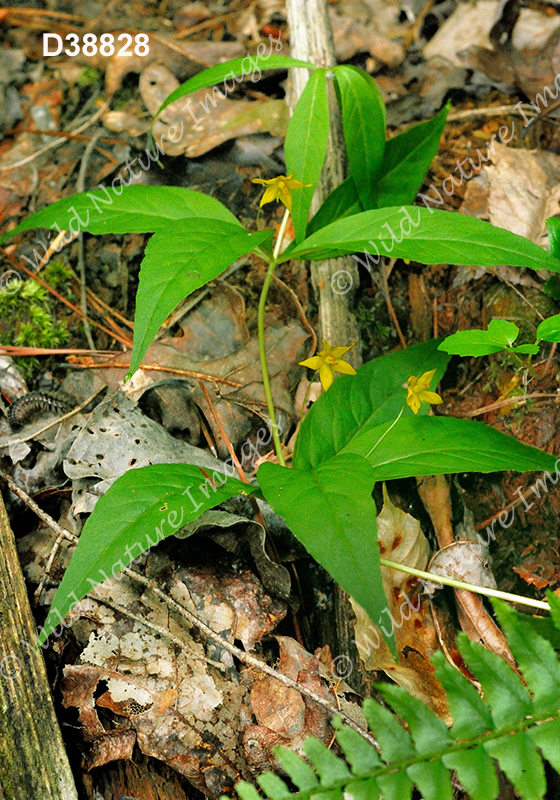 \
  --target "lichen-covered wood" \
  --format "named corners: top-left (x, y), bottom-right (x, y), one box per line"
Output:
top-left (0, 491), bottom-right (79, 800)
top-left (286, 0), bottom-right (362, 368)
